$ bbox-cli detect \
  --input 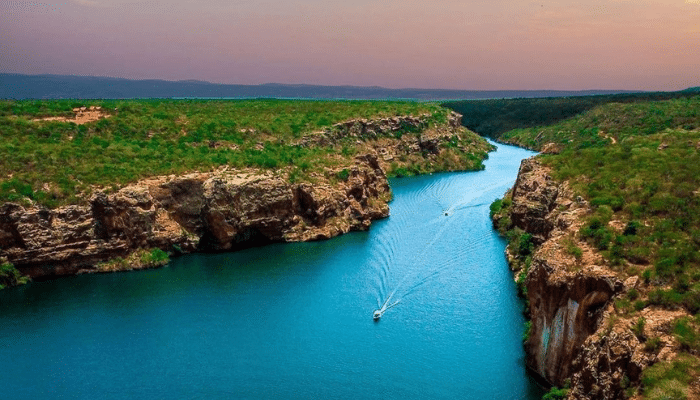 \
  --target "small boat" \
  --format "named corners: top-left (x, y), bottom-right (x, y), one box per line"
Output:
top-left (373, 310), bottom-right (382, 321)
